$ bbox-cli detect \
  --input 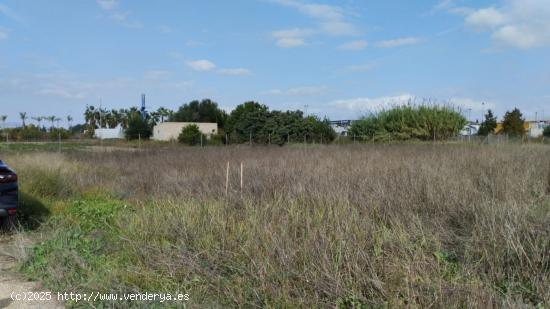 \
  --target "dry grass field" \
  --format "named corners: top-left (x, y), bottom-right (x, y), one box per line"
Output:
top-left (2, 143), bottom-right (550, 308)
